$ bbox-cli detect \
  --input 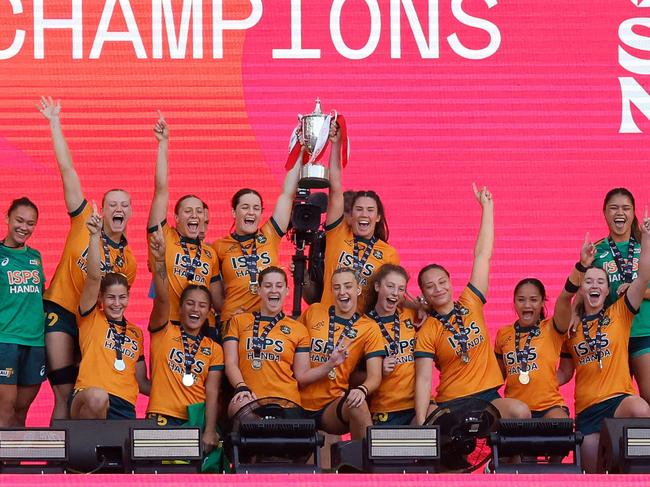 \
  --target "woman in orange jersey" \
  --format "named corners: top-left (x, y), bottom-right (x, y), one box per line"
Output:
top-left (38, 97), bottom-right (137, 420)
top-left (146, 228), bottom-right (224, 452)
top-left (321, 125), bottom-right (399, 312)
top-left (300, 267), bottom-right (386, 438)
top-left (495, 278), bottom-right (573, 419)
top-left (70, 204), bottom-right (147, 420)
top-left (224, 266), bottom-right (328, 416)
top-left (147, 114), bottom-right (220, 324)
top-left (211, 160), bottom-right (302, 324)
top-left (364, 264), bottom-right (417, 425)
top-left (558, 222), bottom-right (650, 473)
top-left (414, 185), bottom-right (530, 425)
